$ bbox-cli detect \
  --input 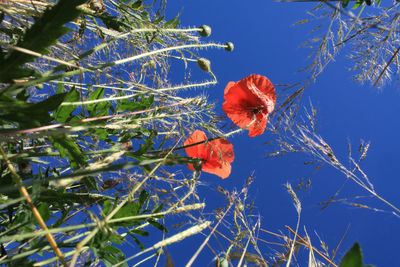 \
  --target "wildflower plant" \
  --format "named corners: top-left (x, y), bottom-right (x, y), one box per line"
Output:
top-left (0, 0), bottom-right (392, 266)
top-left (0, 0), bottom-right (236, 265)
